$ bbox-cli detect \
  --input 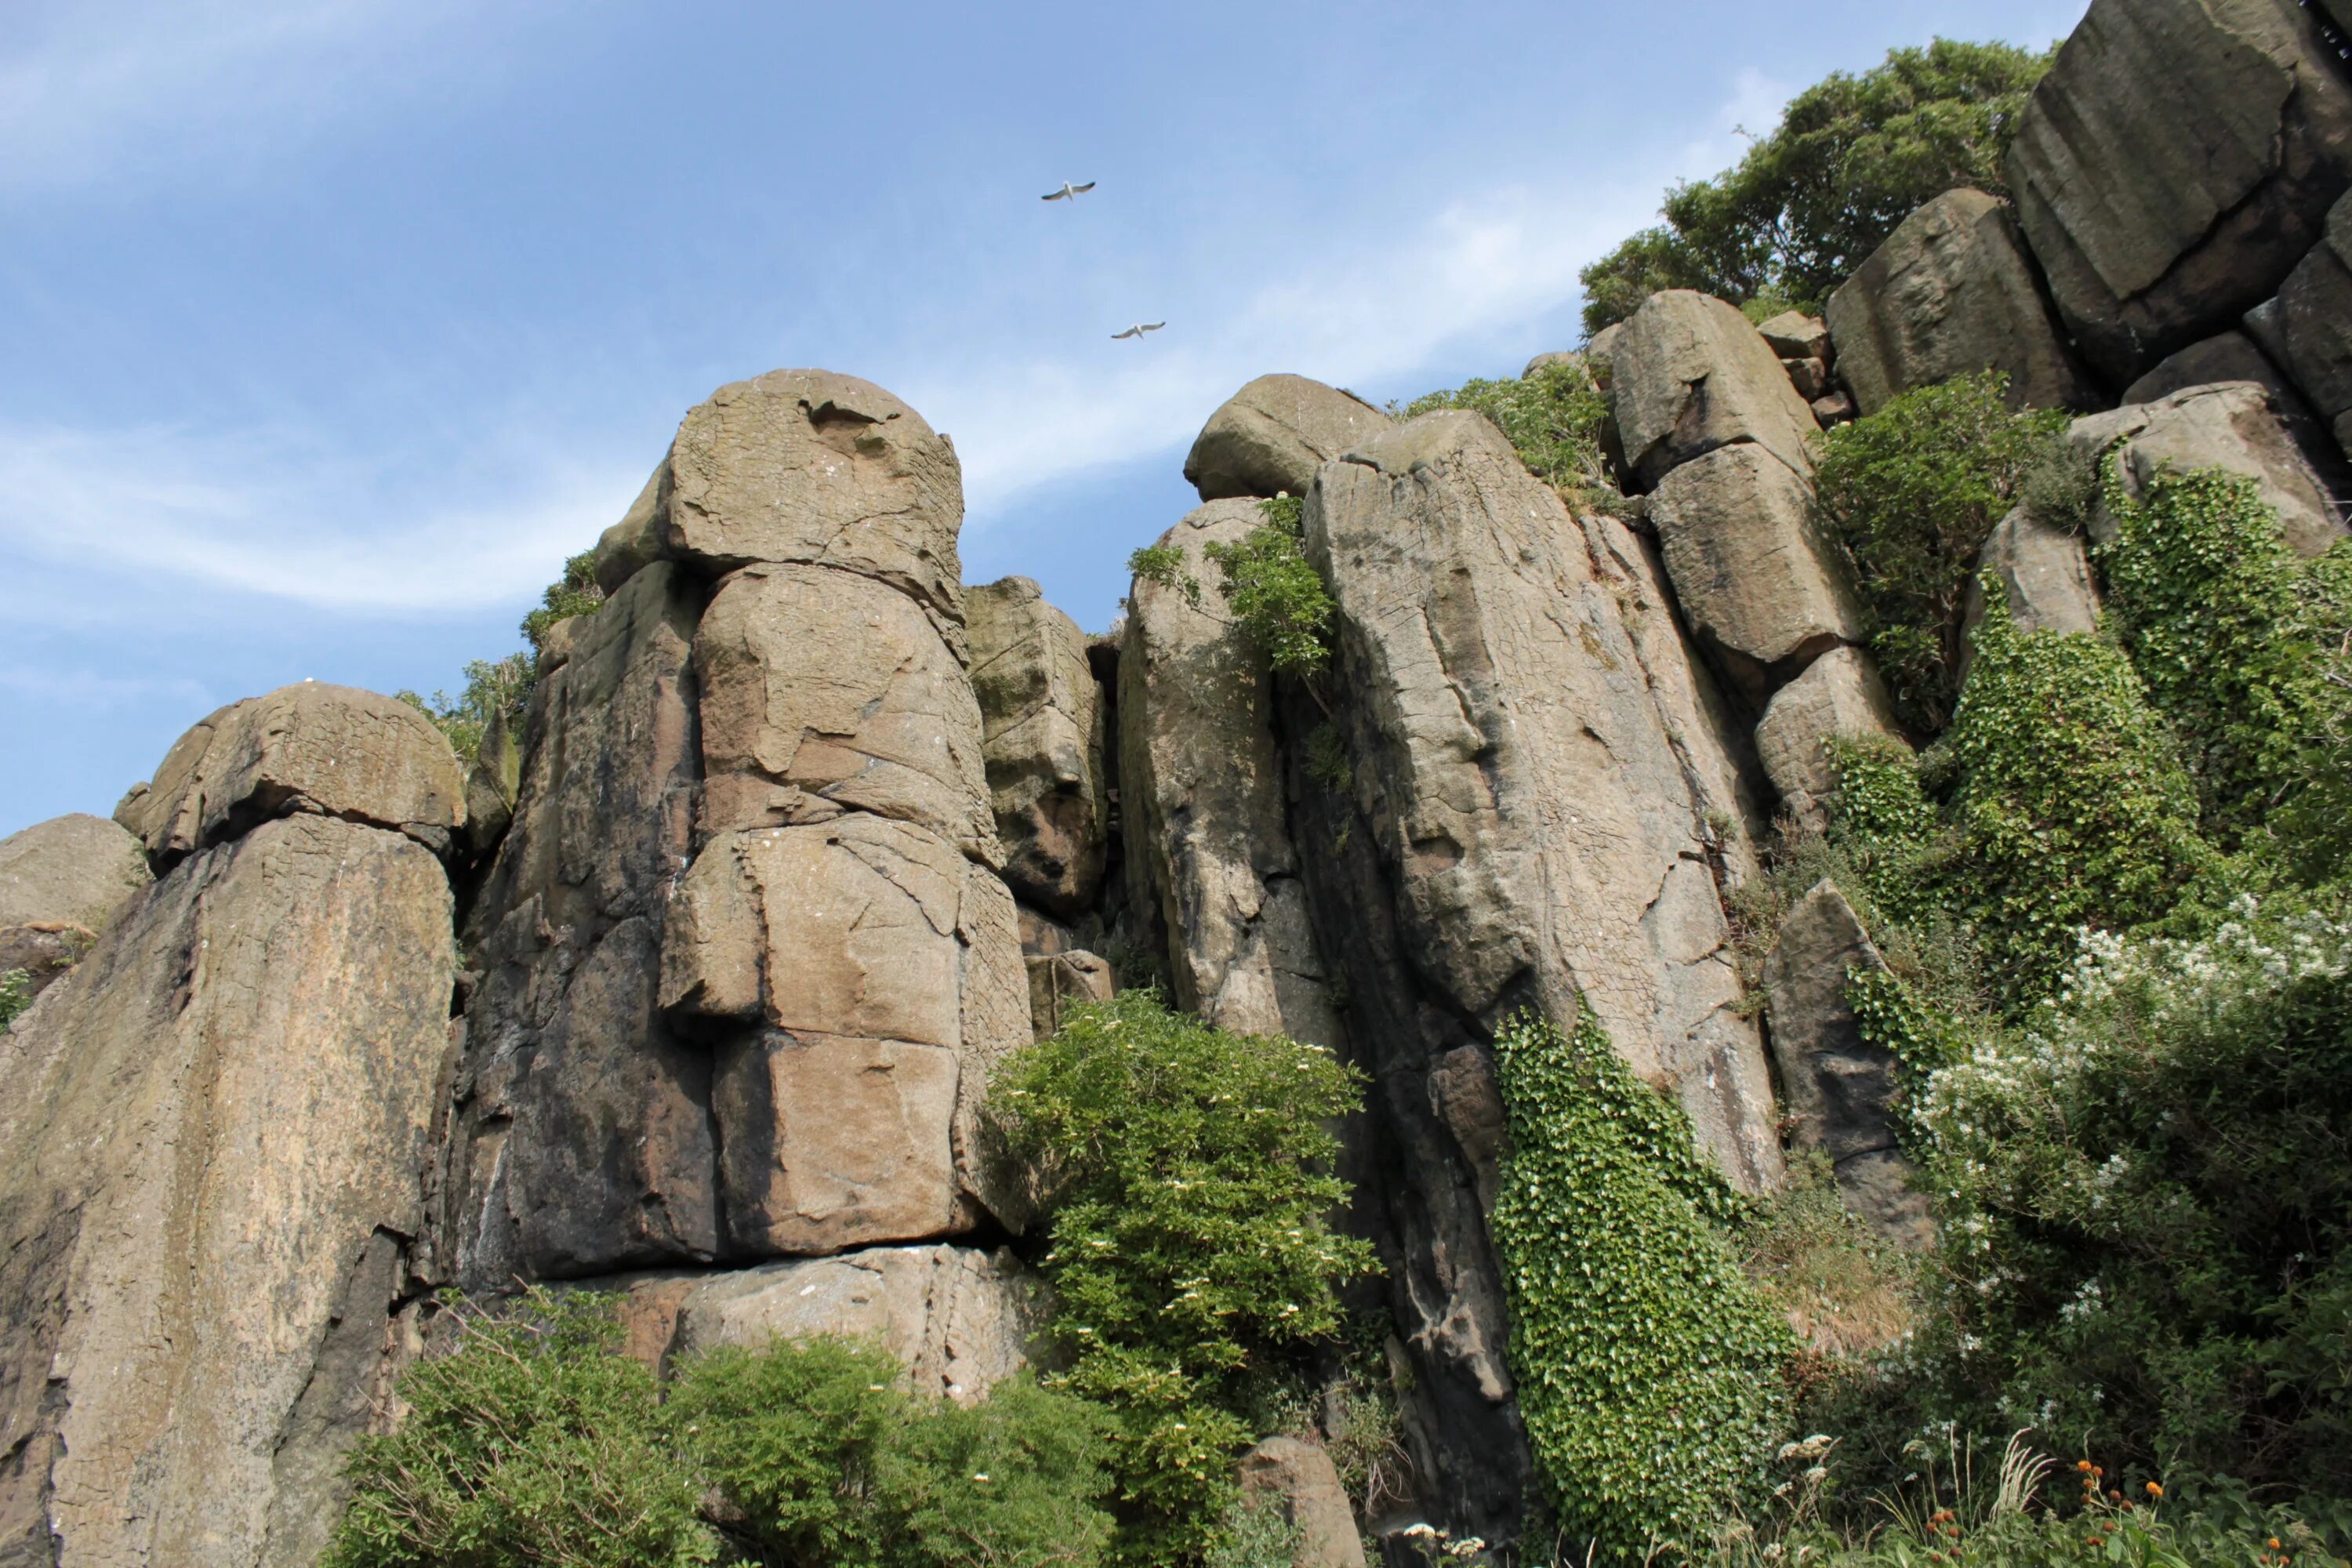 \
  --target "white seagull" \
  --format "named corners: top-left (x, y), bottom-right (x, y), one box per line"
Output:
top-left (1041, 180), bottom-right (1097, 201)
top-left (1111, 321), bottom-right (1166, 340)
